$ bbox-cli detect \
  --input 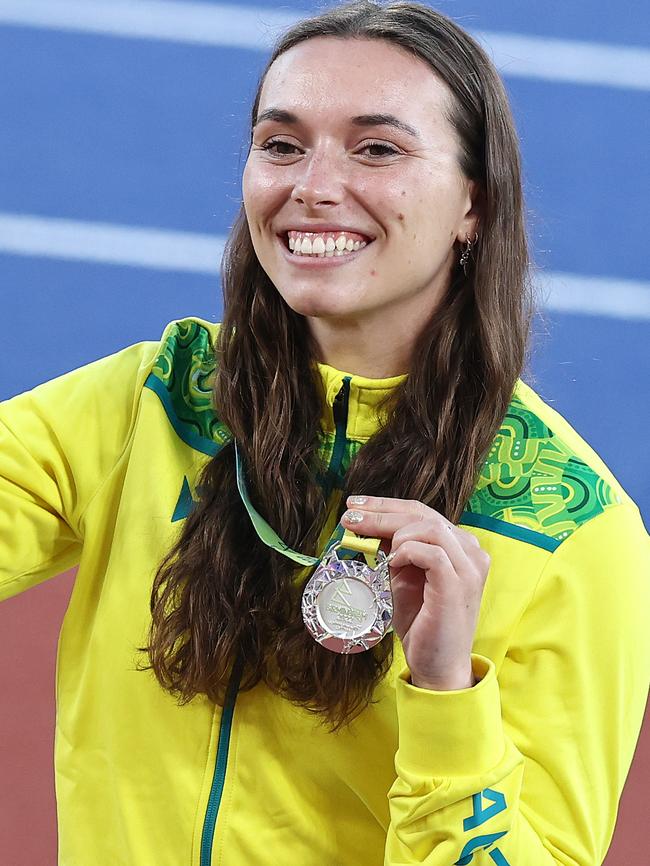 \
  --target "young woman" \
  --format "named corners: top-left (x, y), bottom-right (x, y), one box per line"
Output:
top-left (1, 2), bottom-right (648, 864)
